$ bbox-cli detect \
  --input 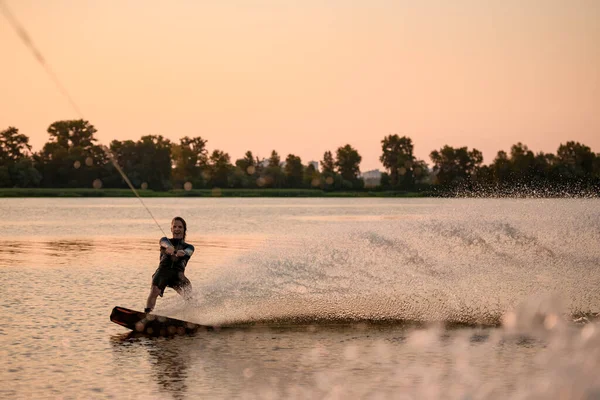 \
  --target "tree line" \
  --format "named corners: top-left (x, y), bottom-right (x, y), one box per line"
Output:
top-left (1, 119), bottom-right (599, 194)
